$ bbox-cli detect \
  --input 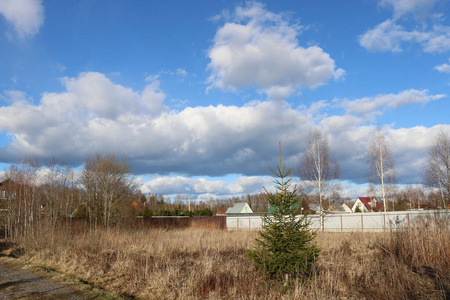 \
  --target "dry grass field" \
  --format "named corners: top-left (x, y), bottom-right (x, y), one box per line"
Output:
top-left (2, 215), bottom-right (450, 299)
